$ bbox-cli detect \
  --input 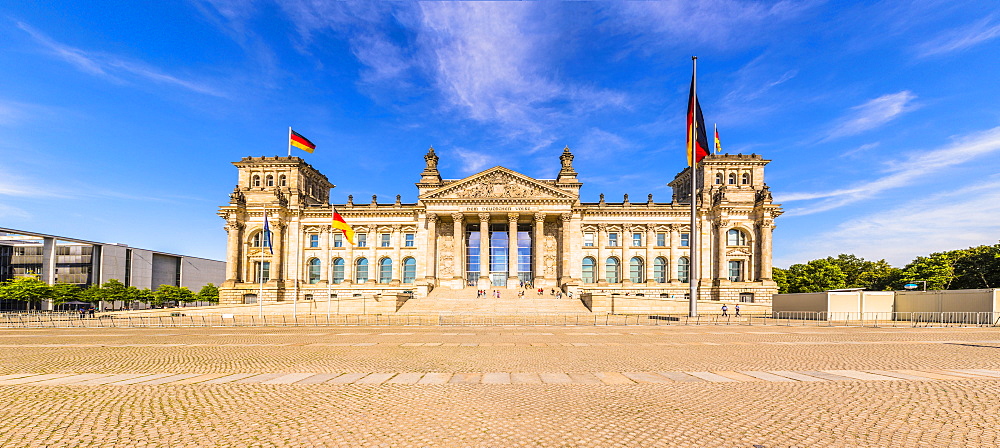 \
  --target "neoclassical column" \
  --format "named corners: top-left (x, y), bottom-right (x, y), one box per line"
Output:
top-left (560, 214), bottom-right (573, 283)
top-left (716, 221), bottom-right (728, 281)
top-left (478, 213), bottom-right (490, 282)
top-left (533, 213), bottom-right (545, 283)
top-left (507, 213), bottom-right (519, 282)
top-left (270, 220), bottom-right (285, 282)
top-left (225, 221), bottom-right (244, 282)
top-left (452, 213), bottom-right (465, 281)
top-left (344, 231), bottom-right (355, 285)
top-left (645, 225), bottom-right (655, 284)
top-left (759, 221), bottom-right (774, 280)
top-left (621, 224), bottom-right (631, 283)
top-left (596, 223), bottom-right (606, 283)
top-left (320, 227), bottom-right (330, 284)
top-left (668, 224), bottom-right (680, 282)
top-left (425, 214), bottom-right (438, 280)
top-left (391, 224), bottom-right (402, 282)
